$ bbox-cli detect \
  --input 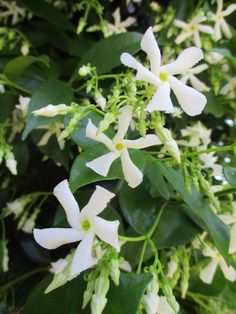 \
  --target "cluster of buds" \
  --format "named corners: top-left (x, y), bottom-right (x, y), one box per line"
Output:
top-left (0, 143), bottom-right (17, 175)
